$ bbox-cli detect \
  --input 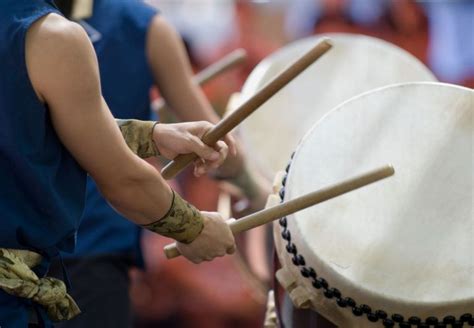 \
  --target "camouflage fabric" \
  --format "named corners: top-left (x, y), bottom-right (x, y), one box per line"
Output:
top-left (0, 248), bottom-right (81, 322)
top-left (142, 190), bottom-right (204, 244)
top-left (116, 119), bottom-right (159, 158)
